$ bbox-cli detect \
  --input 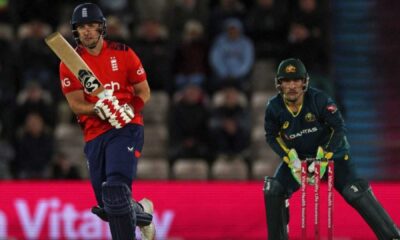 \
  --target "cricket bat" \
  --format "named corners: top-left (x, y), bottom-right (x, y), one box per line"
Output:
top-left (45, 32), bottom-right (106, 98)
